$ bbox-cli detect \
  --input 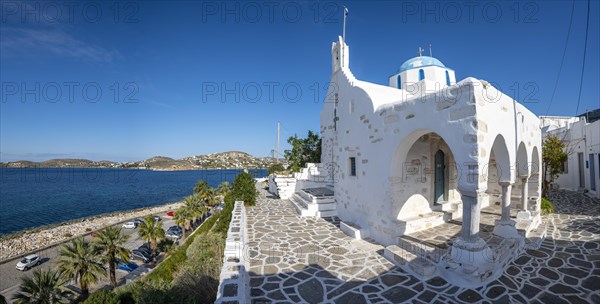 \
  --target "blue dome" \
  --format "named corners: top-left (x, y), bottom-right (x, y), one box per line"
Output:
top-left (399, 56), bottom-right (445, 72)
